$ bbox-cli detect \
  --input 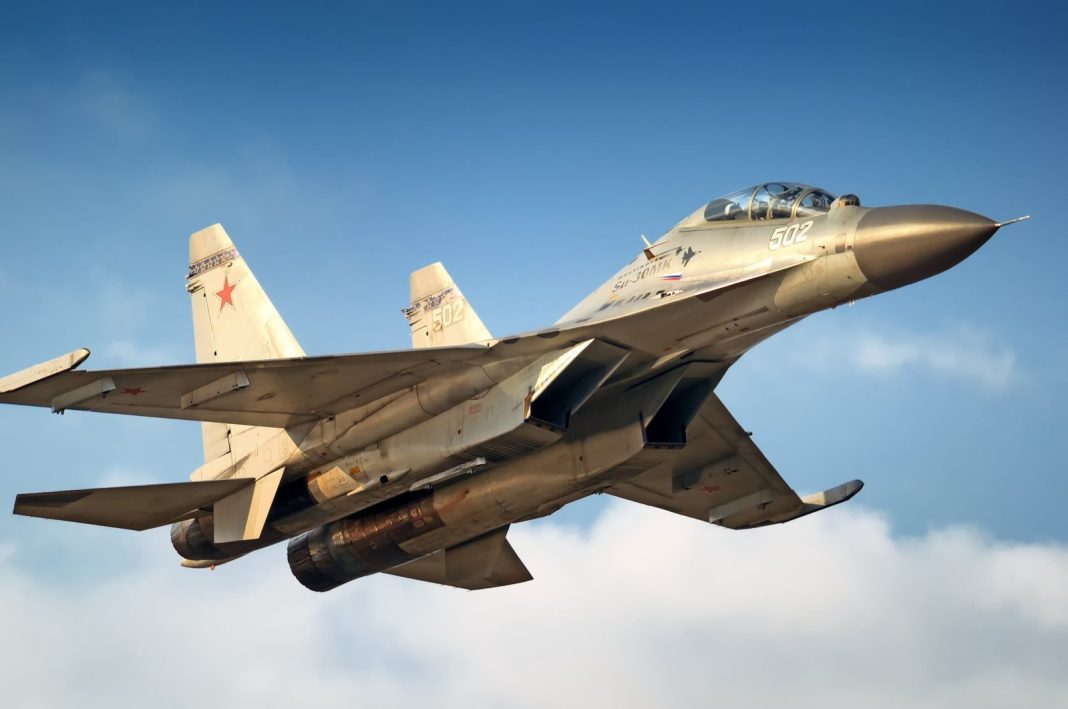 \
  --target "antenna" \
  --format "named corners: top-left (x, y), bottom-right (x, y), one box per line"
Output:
top-left (995, 215), bottom-right (1031, 228)
top-left (641, 234), bottom-right (656, 261)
